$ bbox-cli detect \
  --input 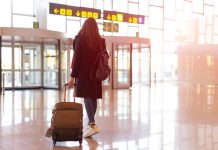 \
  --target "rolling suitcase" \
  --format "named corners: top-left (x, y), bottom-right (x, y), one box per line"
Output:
top-left (51, 83), bottom-right (83, 145)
